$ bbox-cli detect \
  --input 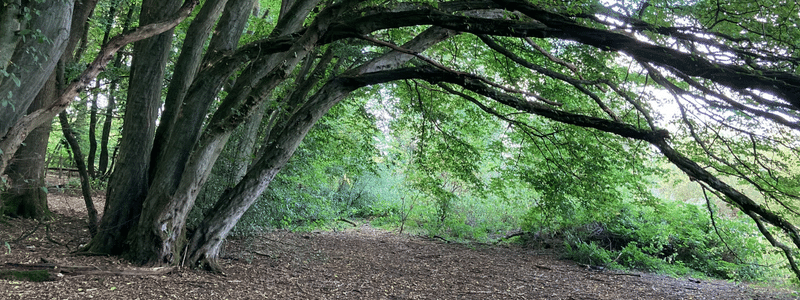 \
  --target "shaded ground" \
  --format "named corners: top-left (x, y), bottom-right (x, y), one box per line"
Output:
top-left (0, 189), bottom-right (797, 299)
